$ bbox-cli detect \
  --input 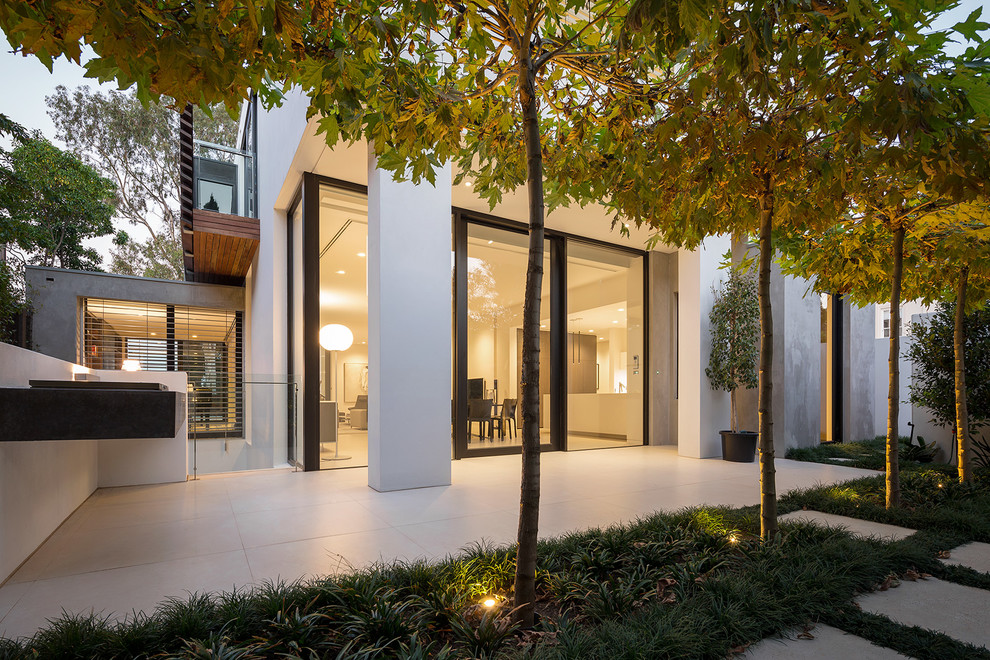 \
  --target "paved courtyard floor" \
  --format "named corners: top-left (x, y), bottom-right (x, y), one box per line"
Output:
top-left (0, 446), bottom-right (875, 640)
